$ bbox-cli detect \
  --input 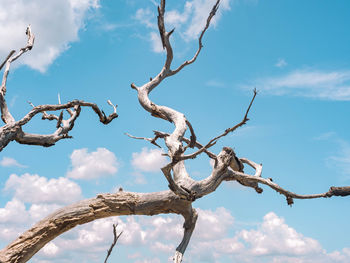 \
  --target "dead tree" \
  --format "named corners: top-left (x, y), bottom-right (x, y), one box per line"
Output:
top-left (1, 1), bottom-right (350, 263)
top-left (0, 26), bottom-right (118, 151)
